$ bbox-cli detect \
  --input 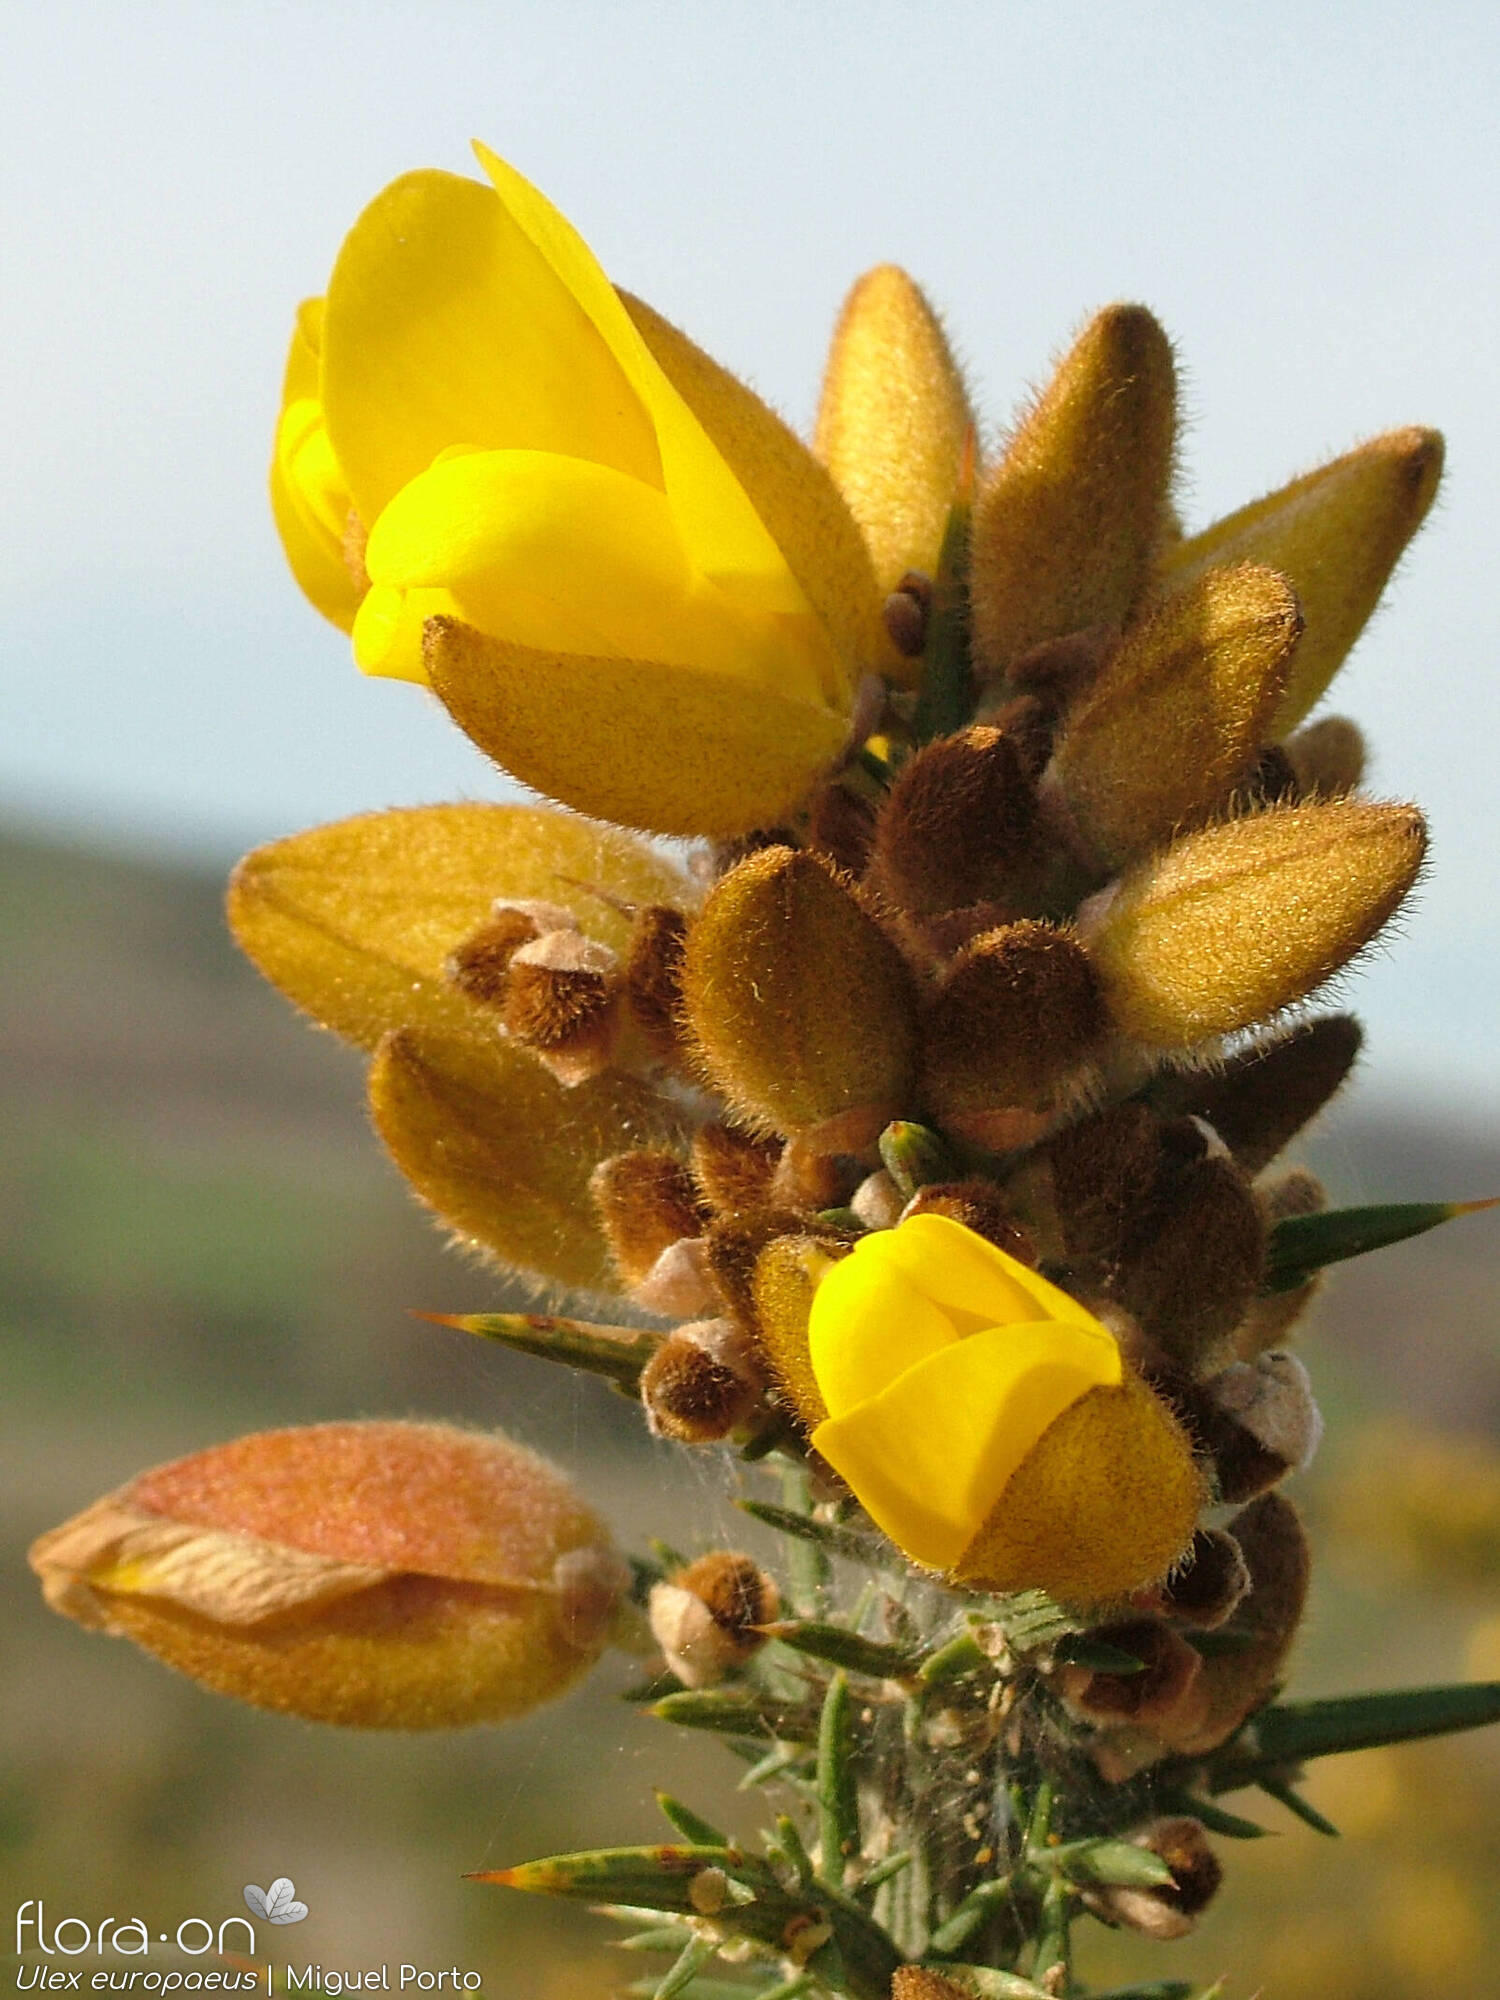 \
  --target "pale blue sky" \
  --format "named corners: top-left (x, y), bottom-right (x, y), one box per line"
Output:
top-left (4, 1), bottom-right (1498, 1112)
